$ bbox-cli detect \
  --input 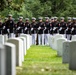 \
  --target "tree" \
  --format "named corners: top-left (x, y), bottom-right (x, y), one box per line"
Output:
top-left (0, 0), bottom-right (76, 19)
